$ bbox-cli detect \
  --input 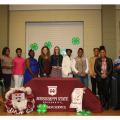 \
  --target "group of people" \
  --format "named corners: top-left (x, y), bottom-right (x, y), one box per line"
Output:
top-left (0, 45), bottom-right (120, 110)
